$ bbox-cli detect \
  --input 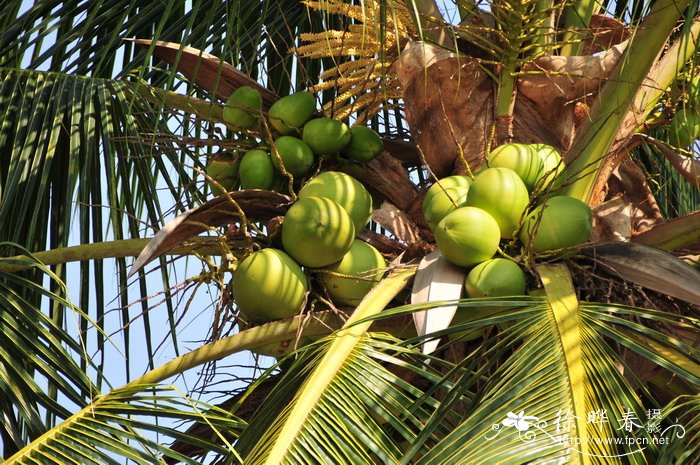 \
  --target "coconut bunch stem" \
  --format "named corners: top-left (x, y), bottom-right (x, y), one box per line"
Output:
top-left (490, 0), bottom-right (562, 142)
